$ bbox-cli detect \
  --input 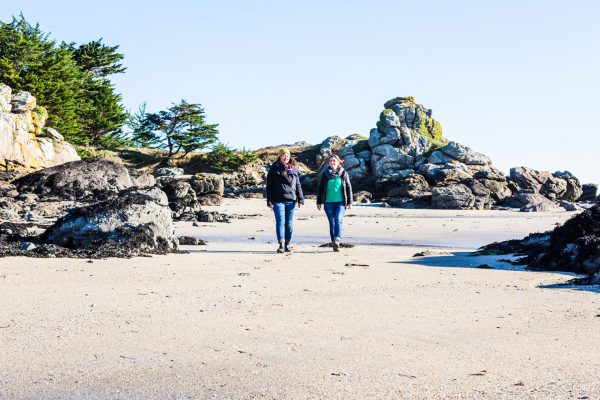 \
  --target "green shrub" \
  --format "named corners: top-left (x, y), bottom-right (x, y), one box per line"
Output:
top-left (206, 143), bottom-right (260, 172)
